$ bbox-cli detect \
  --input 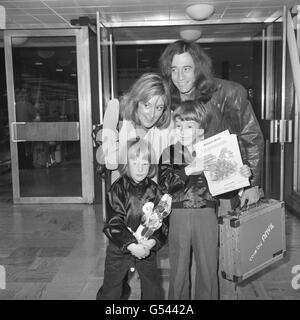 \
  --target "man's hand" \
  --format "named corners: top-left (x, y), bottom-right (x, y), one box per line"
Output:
top-left (240, 186), bottom-right (260, 207)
